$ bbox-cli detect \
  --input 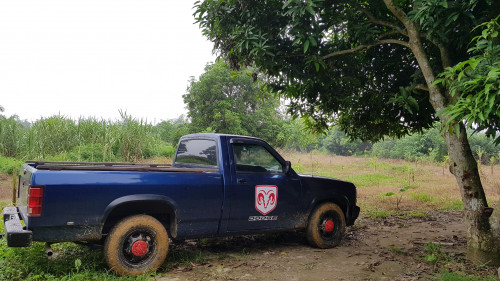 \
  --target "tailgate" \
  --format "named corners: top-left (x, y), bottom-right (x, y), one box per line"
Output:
top-left (17, 164), bottom-right (36, 221)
